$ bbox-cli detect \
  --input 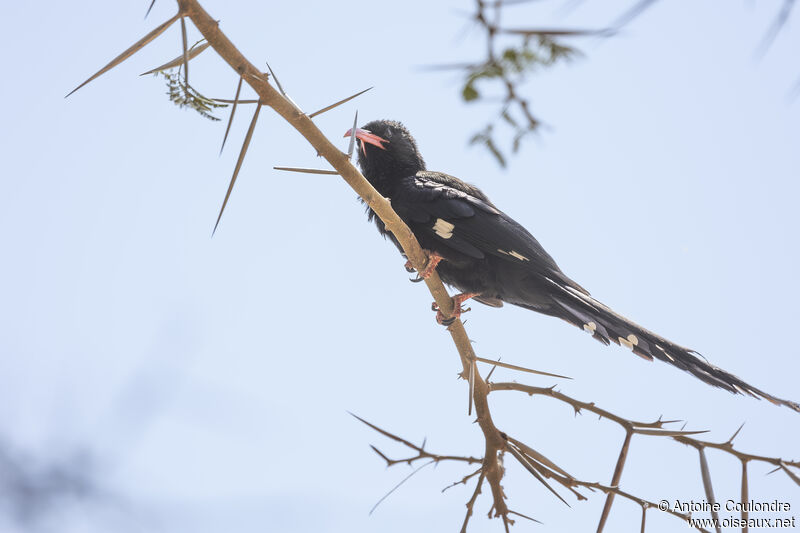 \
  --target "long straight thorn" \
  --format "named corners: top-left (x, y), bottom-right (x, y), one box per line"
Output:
top-left (499, 27), bottom-right (607, 37)
top-left (727, 422), bottom-right (746, 444)
top-left (485, 358), bottom-right (500, 381)
top-left (145, 0), bottom-right (157, 18)
top-left (347, 110), bottom-right (358, 159)
top-left (506, 436), bottom-right (573, 479)
top-left (180, 16), bottom-right (189, 85)
top-left (507, 445), bottom-right (570, 507)
top-left (473, 355), bottom-right (571, 379)
top-left (273, 167), bottom-right (338, 175)
top-left (468, 357), bottom-right (475, 416)
top-left (213, 102), bottom-right (262, 236)
top-left (220, 75), bottom-right (244, 155)
top-left (140, 41), bottom-right (210, 76)
top-left (66, 13), bottom-right (181, 97)
top-left (308, 87), bottom-right (373, 118)
top-left (212, 98), bottom-right (259, 104)
top-left (265, 62), bottom-right (286, 96)
top-left (508, 510), bottom-right (542, 525)
top-left (780, 463), bottom-right (800, 487)
top-left (264, 62), bottom-right (299, 107)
